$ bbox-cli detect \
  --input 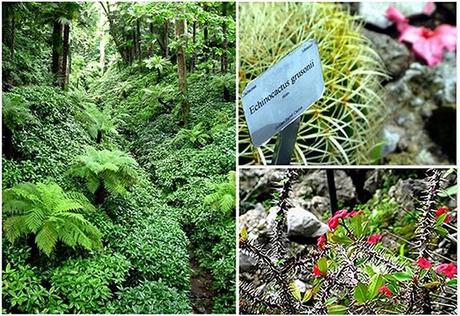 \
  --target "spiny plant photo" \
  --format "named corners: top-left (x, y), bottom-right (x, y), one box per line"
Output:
top-left (2, 2), bottom-right (235, 314)
top-left (238, 2), bottom-right (456, 165)
top-left (239, 168), bottom-right (457, 314)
